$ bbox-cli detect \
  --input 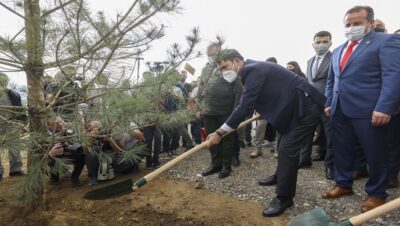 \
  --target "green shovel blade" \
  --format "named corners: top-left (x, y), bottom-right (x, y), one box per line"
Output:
top-left (287, 208), bottom-right (333, 226)
top-left (83, 179), bottom-right (134, 200)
